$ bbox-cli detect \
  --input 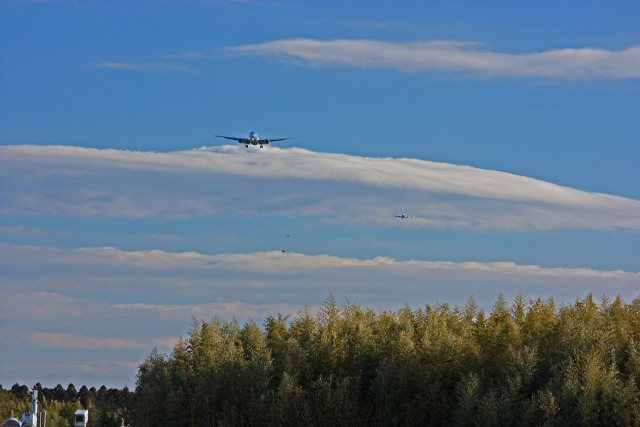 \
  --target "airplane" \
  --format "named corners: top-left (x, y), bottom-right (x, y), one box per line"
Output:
top-left (395, 214), bottom-right (412, 219)
top-left (215, 131), bottom-right (294, 148)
